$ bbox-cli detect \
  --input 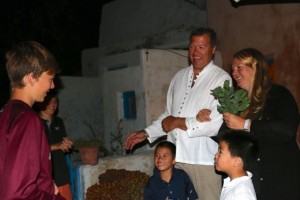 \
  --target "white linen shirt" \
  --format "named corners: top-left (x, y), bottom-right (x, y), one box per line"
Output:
top-left (220, 171), bottom-right (257, 200)
top-left (145, 61), bottom-right (231, 165)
